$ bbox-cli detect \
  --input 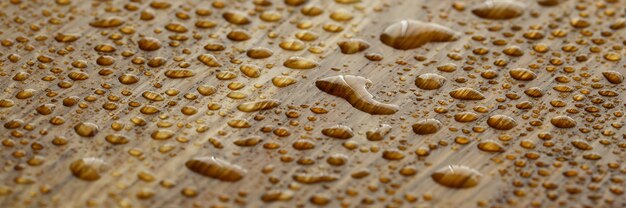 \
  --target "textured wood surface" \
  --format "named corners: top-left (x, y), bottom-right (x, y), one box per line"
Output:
top-left (0, 0), bottom-right (625, 207)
